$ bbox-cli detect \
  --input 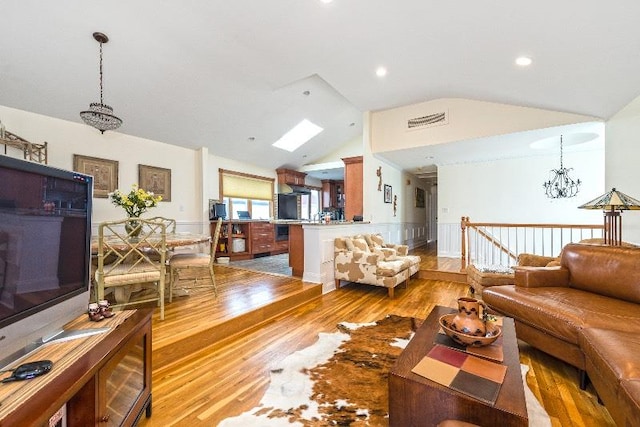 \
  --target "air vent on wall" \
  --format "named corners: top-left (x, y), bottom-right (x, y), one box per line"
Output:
top-left (407, 110), bottom-right (448, 131)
